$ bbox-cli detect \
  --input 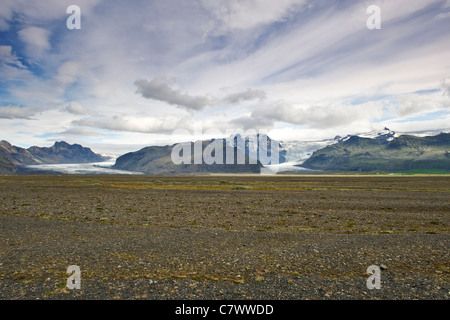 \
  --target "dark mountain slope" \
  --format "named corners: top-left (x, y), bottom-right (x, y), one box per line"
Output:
top-left (27, 141), bottom-right (105, 164)
top-left (0, 140), bottom-right (106, 173)
top-left (113, 139), bottom-right (262, 174)
top-left (302, 133), bottom-right (450, 172)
